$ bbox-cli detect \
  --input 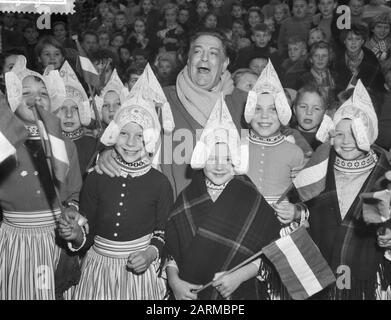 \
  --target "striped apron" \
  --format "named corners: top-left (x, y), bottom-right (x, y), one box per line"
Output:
top-left (0, 209), bottom-right (62, 300)
top-left (71, 234), bottom-right (167, 300)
